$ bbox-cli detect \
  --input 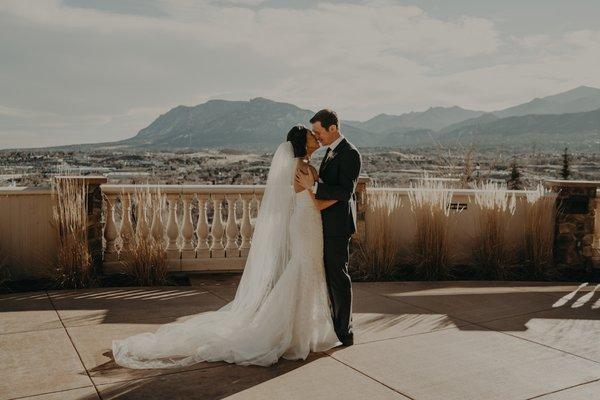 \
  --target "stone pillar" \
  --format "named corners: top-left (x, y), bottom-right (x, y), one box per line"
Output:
top-left (353, 176), bottom-right (372, 243)
top-left (53, 175), bottom-right (108, 272)
top-left (546, 180), bottom-right (600, 271)
top-left (87, 177), bottom-right (108, 272)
